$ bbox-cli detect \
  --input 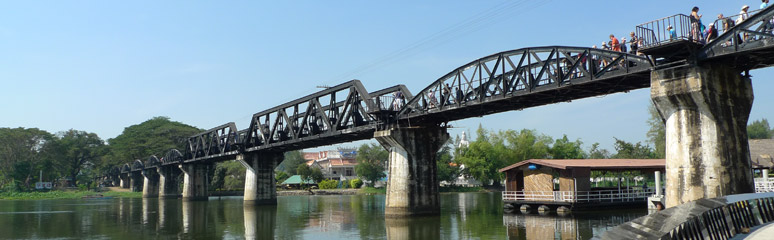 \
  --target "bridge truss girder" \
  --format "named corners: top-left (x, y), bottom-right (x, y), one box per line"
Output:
top-left (397, 46), bottom-right (654, 123)
top-left (700, 7), bottom-right (774, 70)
